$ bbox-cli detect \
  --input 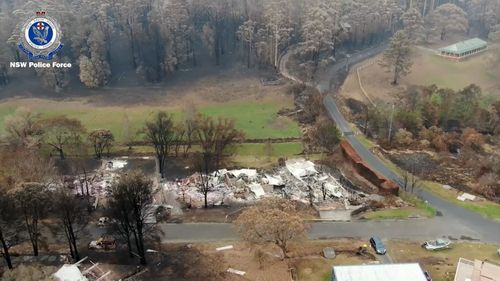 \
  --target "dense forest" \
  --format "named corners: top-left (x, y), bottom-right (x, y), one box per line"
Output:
top-left (0, 0), bottom-right (498, 91)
